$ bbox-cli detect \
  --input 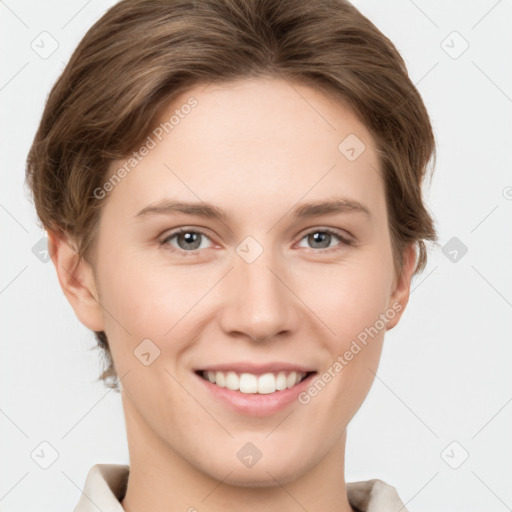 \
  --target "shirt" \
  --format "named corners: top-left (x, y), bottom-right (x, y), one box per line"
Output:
top-left (73, 463), bottom-right (409, 512)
